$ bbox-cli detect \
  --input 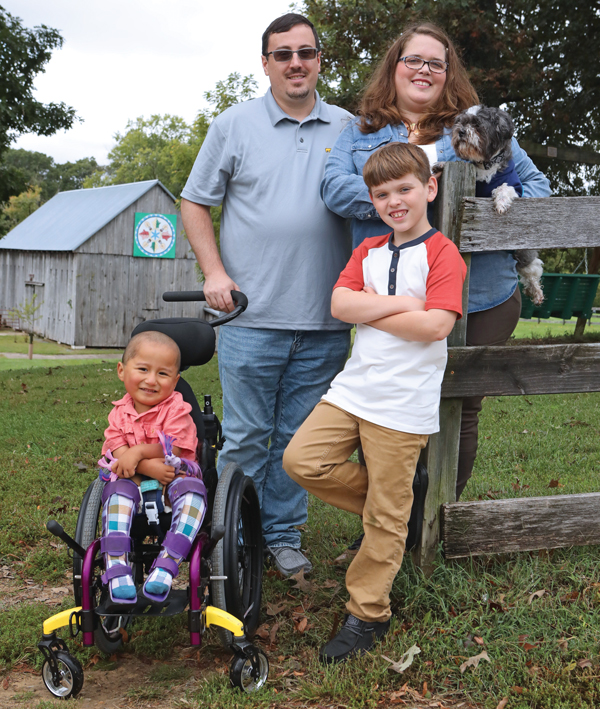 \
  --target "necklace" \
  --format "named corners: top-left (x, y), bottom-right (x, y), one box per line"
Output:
top-left (405, 121), bottom-right (420, 137)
